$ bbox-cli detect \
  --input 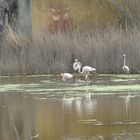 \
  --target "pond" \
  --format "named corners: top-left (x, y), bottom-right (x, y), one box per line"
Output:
top-left (0, 74), bottom-right (140, 140)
